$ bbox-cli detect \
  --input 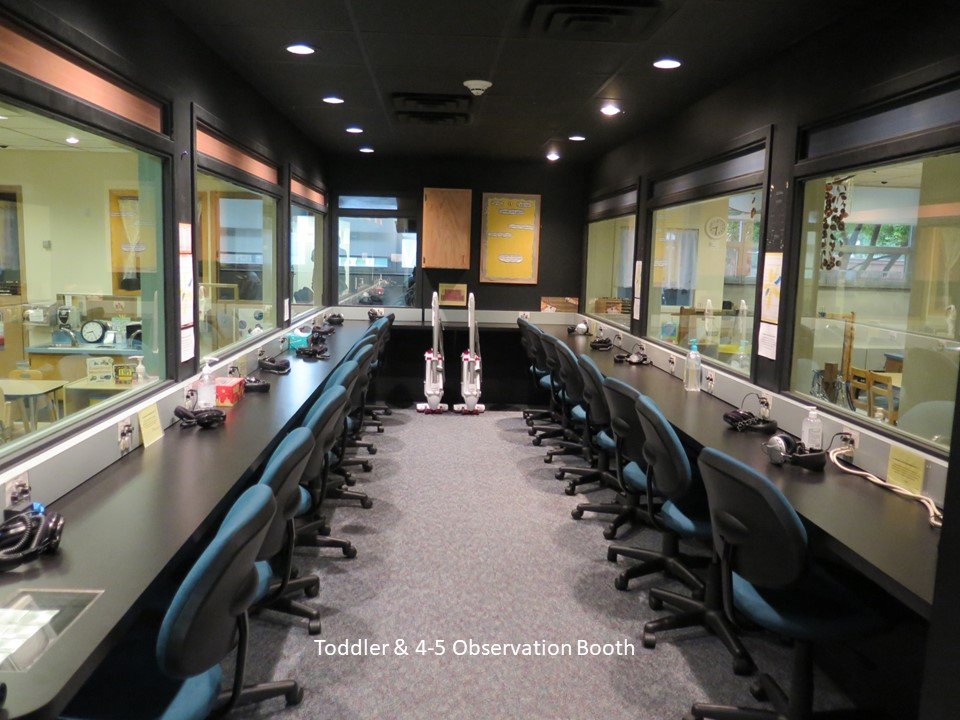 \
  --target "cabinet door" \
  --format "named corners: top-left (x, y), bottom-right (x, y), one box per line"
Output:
top-left (422, 188), bottom-right (471, 269)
